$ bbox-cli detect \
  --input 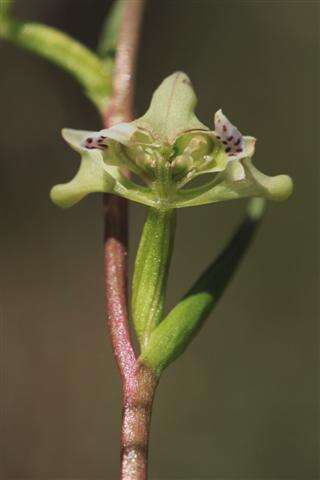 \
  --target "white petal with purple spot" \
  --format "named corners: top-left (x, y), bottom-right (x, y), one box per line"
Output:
top-left (83, 122), bottom-right (136, 151)
top-left (214, 109), bottom-right (244, 159)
